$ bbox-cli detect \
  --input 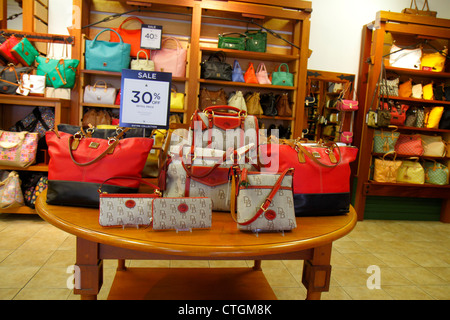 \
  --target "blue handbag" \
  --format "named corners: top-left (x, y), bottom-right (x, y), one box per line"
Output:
top-left (231, 59), bottom-right (245, 82)
top-left (85, 28), bottom-right (131, 72)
